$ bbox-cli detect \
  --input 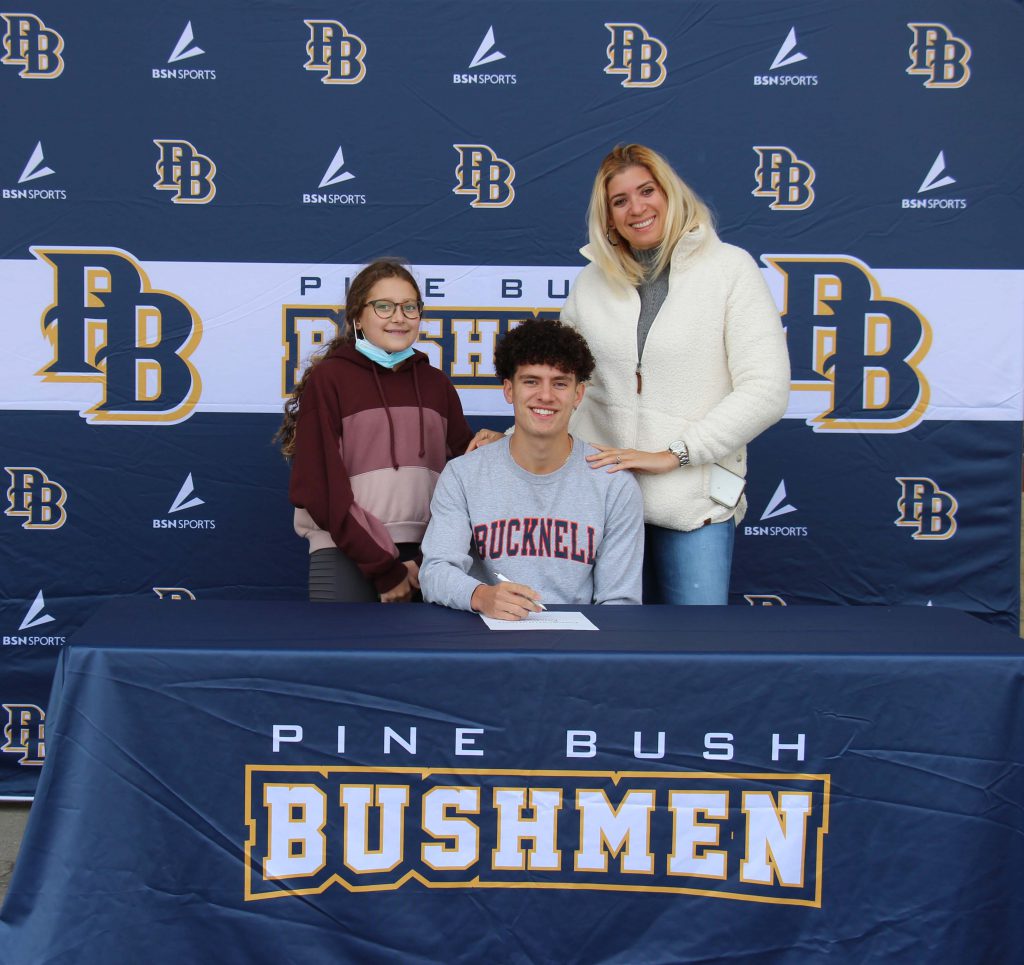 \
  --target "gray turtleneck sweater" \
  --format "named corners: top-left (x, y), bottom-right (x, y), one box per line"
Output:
top-left (634, 246), bottom-right (669, 361)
